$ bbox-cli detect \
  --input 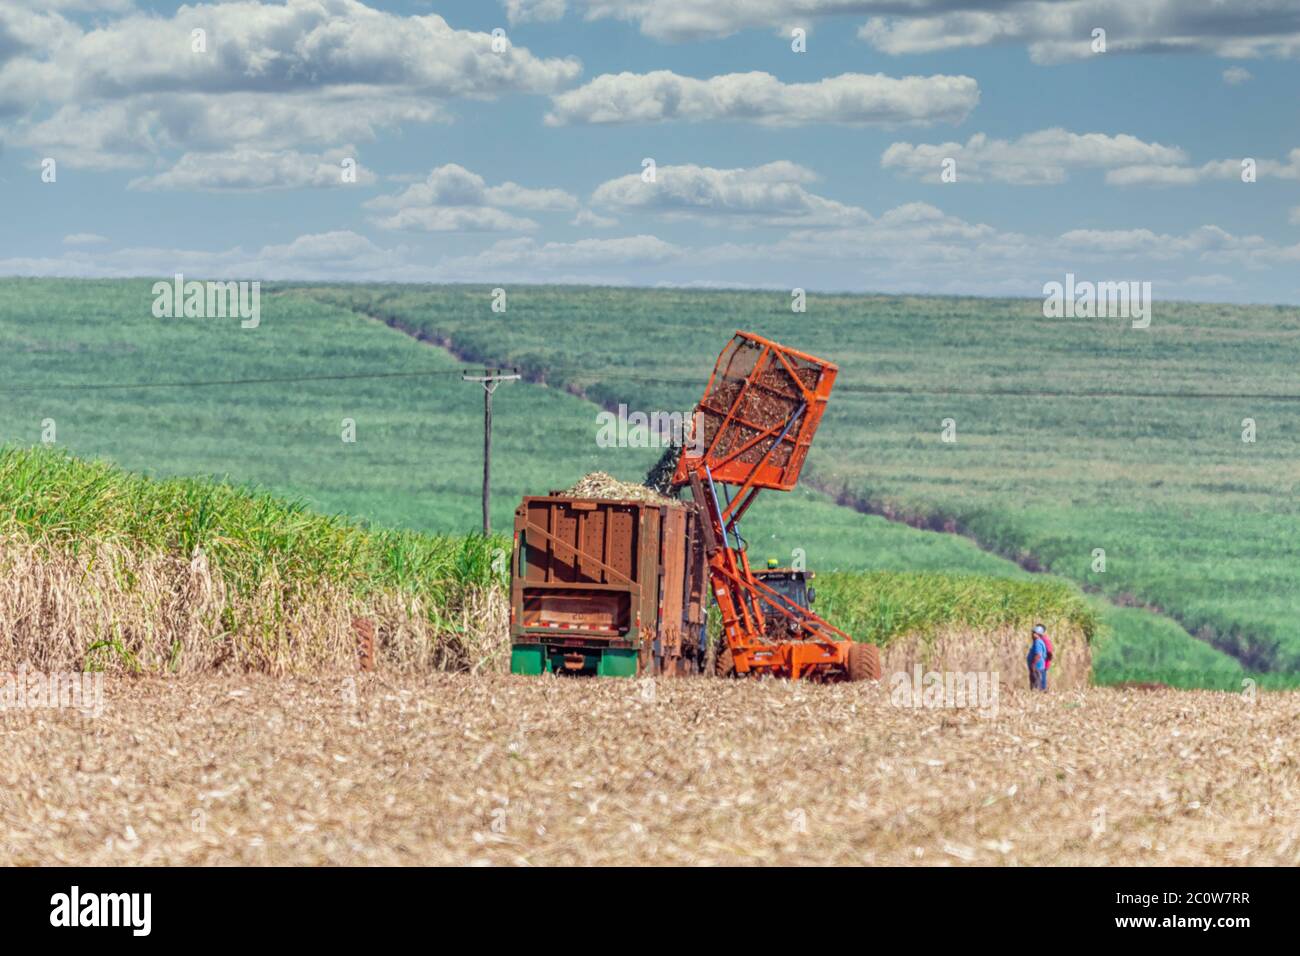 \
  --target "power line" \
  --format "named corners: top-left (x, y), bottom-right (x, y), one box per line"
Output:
top-left (0, 368), bottom-right (505, 393)
top-left (834, 384), bottom-right (1300, 402)
top-left (1, 365), bottom-right (1298, 403)
top-left (473, 371), bottom-right (1300, 403)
